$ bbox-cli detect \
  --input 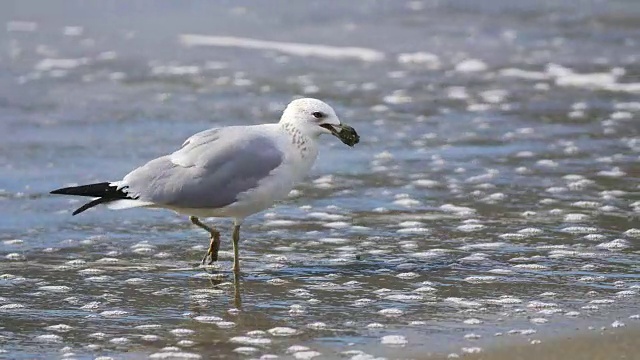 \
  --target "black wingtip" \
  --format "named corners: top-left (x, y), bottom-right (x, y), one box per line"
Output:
top-left (50, 182), bottom-right (133, 216)
top-left (49, 182), bottom-right (127, 198)
top-left (72, 197), bottom-right (116, 216)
